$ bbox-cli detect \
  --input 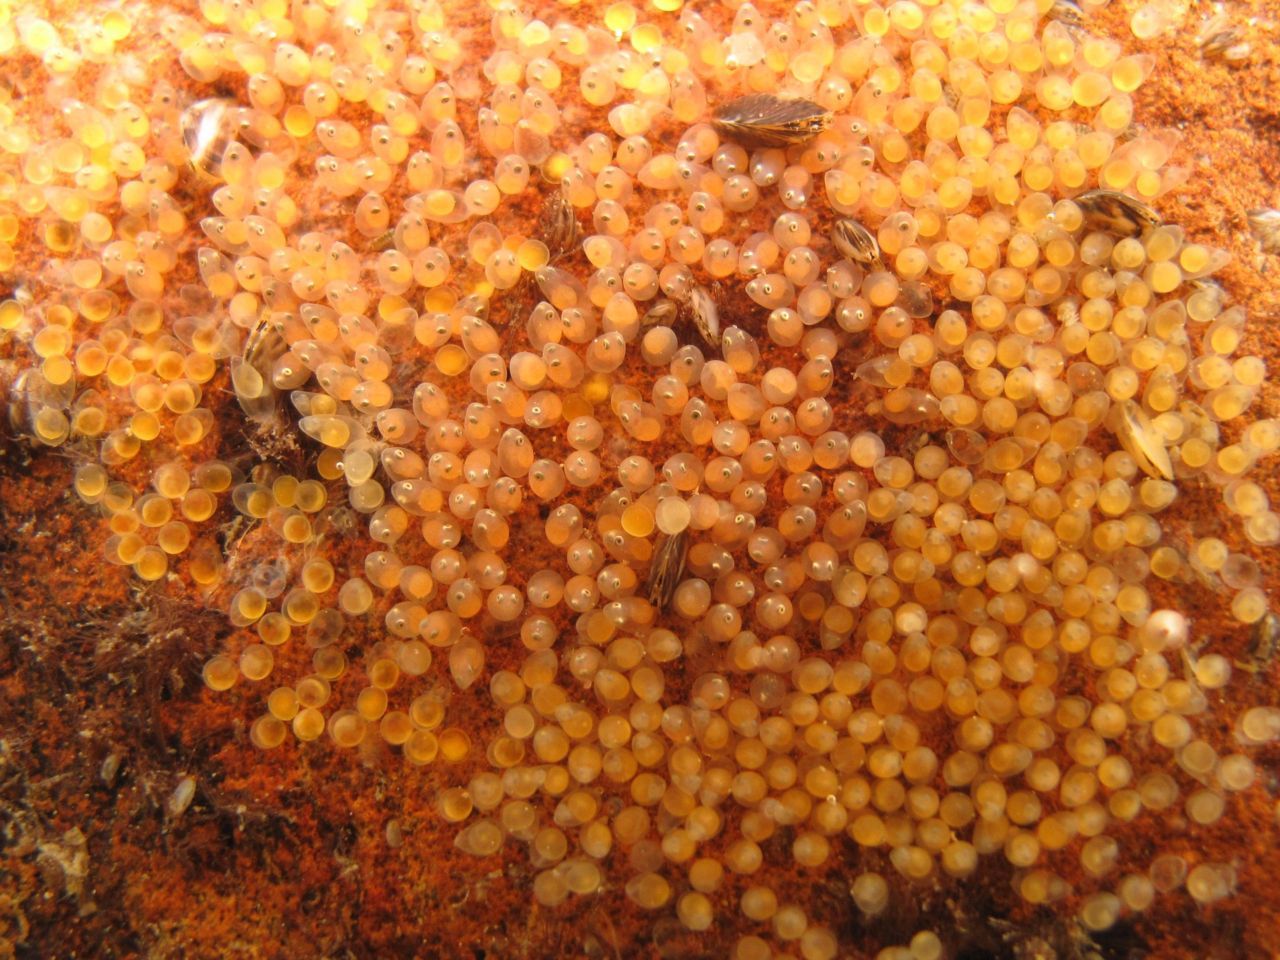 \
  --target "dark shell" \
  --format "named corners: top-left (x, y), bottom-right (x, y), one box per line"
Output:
top-left (1075, 189), bottom-right (1160, 237)
top-left (647, 529), bottom-right (688, 610)
top-left (832, 218), bottom-right (885, 270)
top-left (686, 285), bottom-right (720, 348)
top-left (712, 94), bottom-right (832, 149)
top-left (540, 189), bottom-right (582, 258)
top-left (1248, 611), bottom-right (1279, 666)
top-left (642, 299), bottom-right (678, 327)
